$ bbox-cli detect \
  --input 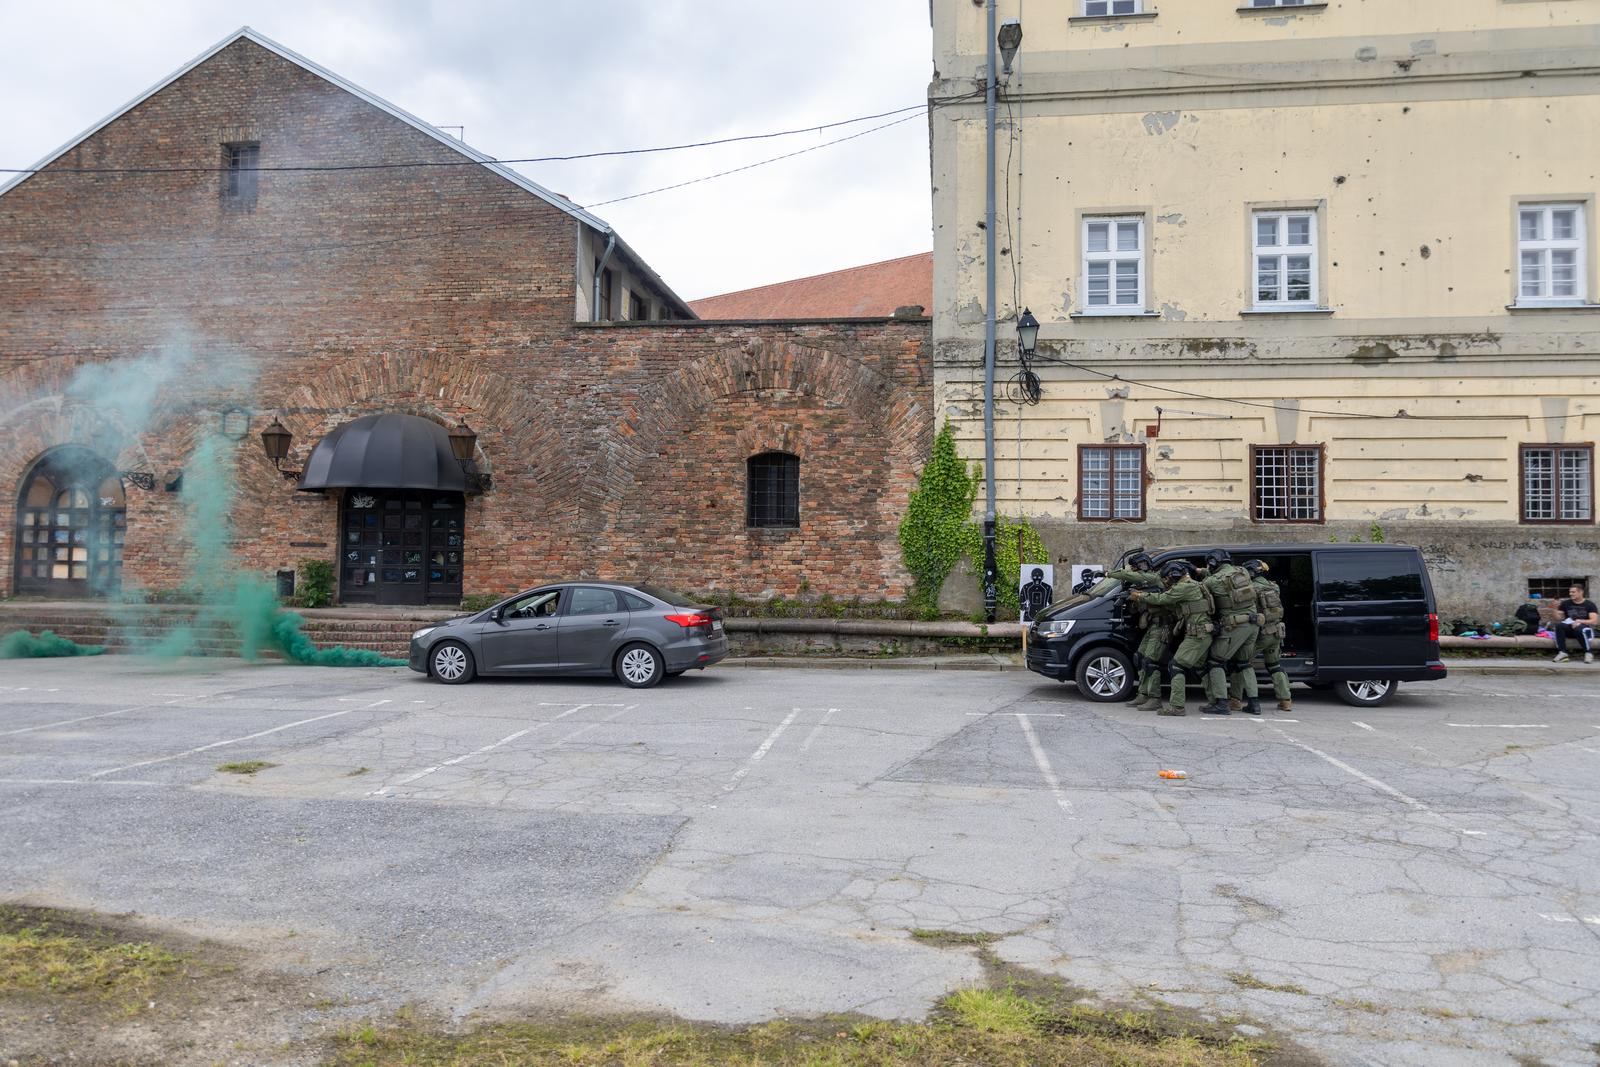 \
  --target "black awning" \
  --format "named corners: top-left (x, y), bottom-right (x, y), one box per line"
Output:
top-left (297, 413), bottom-right (468, 492)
